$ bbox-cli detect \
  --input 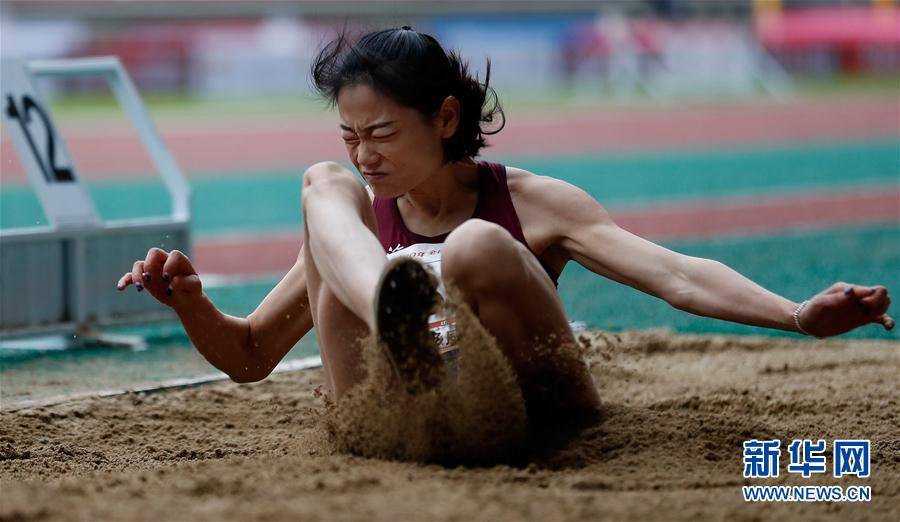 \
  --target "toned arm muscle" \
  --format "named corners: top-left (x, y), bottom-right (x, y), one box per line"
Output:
top-left (519, 173), bottom-right (798, 332)
top-left (175, 243), bottom-right (314, 382)
top-left (246, 243), bottom-right (315, 372)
